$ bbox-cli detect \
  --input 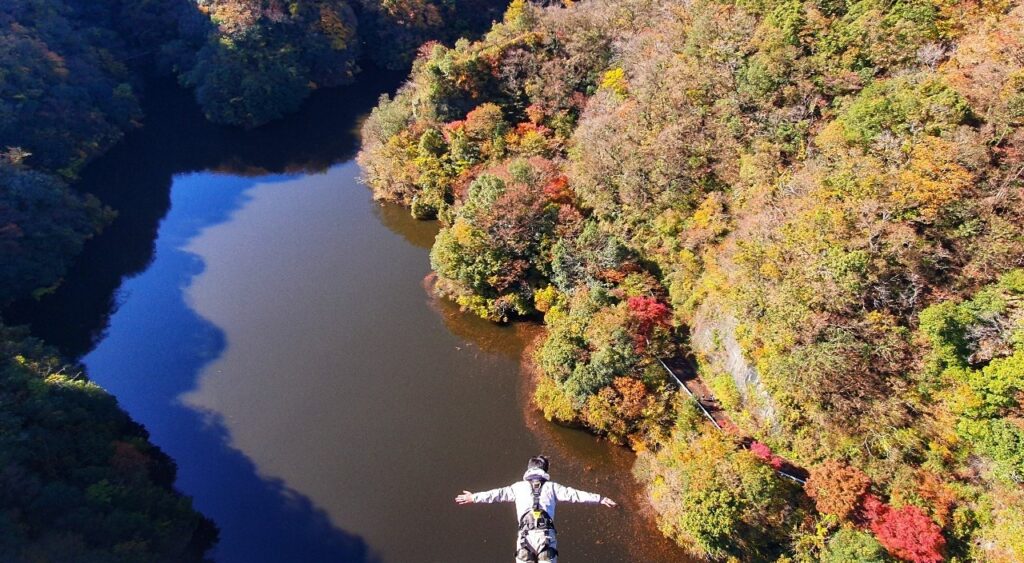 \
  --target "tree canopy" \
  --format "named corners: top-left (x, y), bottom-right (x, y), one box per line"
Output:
top-left (359, 0), bottom-right (1024, 559)
top-left (0, 327), bottom-right (218, 561)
